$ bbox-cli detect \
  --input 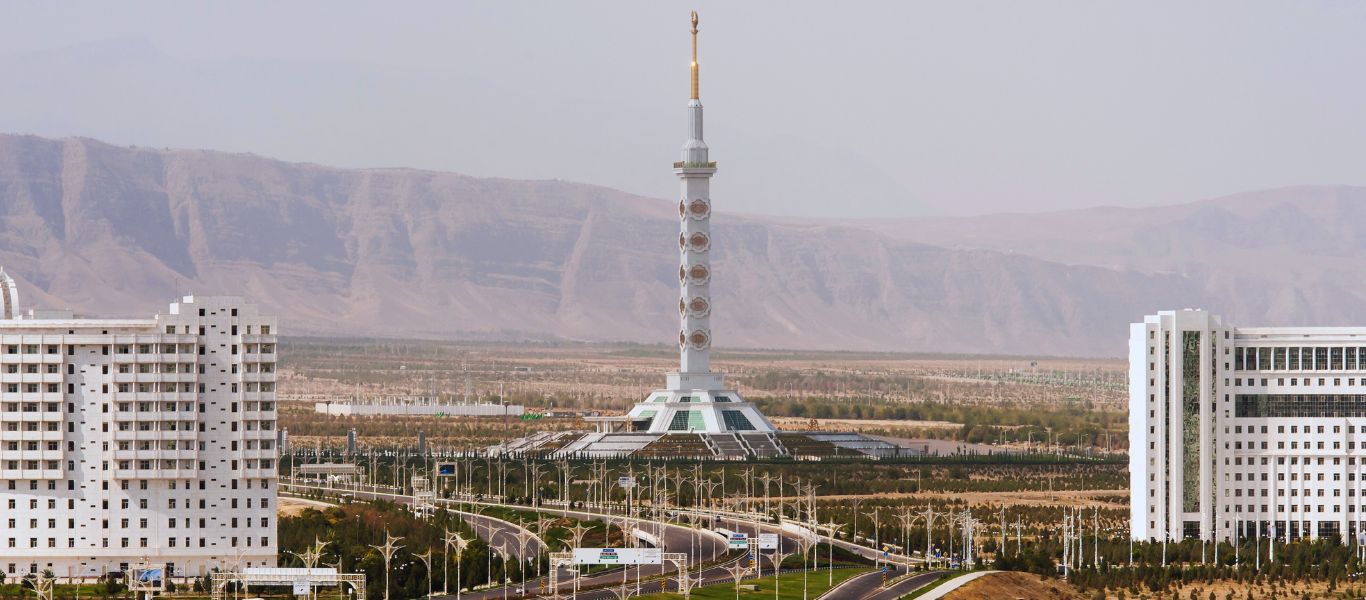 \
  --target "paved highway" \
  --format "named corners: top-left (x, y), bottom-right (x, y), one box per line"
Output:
top-left (301, 486), bottom-right (735, 599)
top-left (285, 483), bottom-right (935, 600)
top-left (821, 568), bottom-right (944, 600)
